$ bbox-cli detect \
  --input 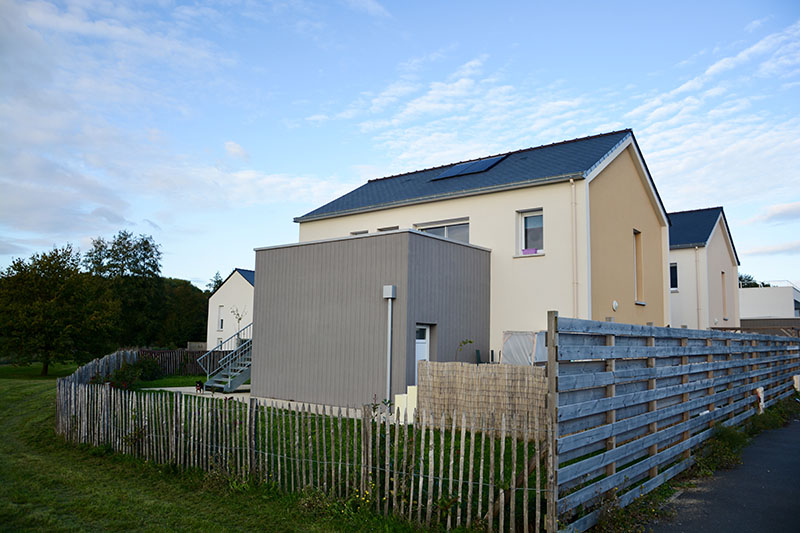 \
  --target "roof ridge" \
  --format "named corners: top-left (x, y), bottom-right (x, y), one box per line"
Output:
top-left (668, 206), bottom-right (723, 216)
top-left (367, 129), bottom-right (633, 183)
